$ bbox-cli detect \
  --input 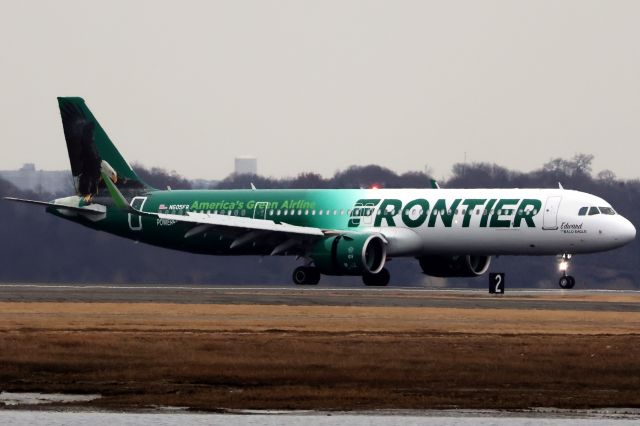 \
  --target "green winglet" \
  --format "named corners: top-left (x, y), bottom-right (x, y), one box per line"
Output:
top-left (101, 172), bottom-right (130, 210)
